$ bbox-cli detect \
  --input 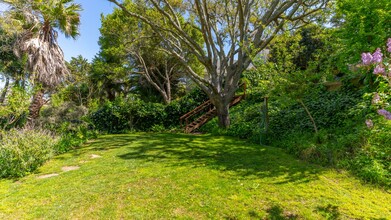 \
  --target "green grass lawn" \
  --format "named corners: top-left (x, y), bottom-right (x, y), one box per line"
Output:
top-left (0, 133), bottom-right (390, 219)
